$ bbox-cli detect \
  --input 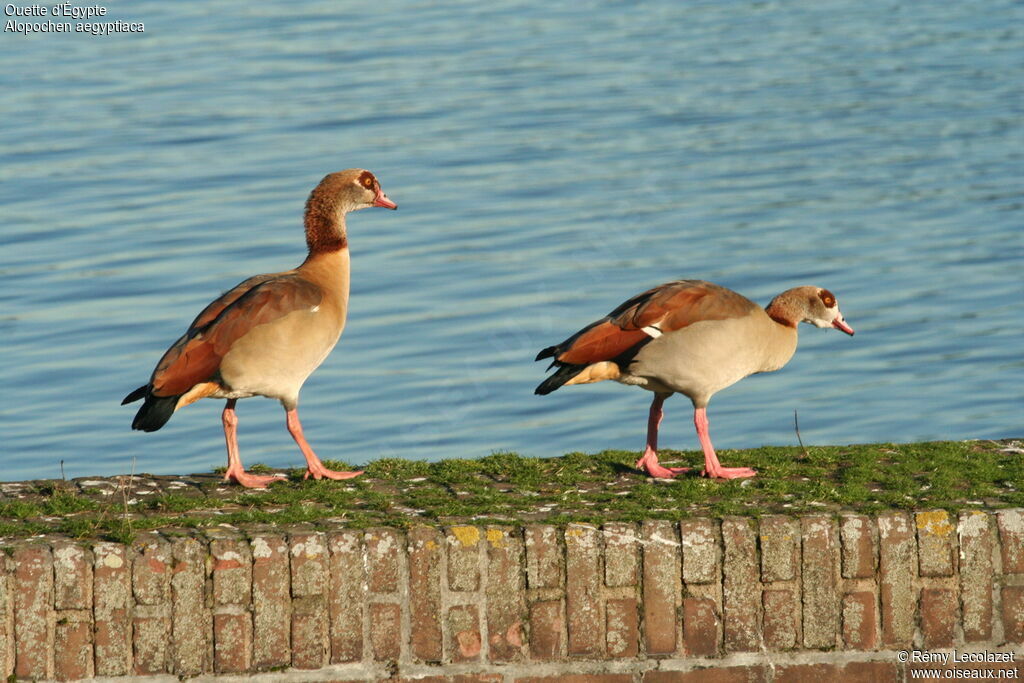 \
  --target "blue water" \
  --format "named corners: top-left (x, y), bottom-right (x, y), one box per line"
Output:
top-left (2, 0), bottom-right (1021, 482)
